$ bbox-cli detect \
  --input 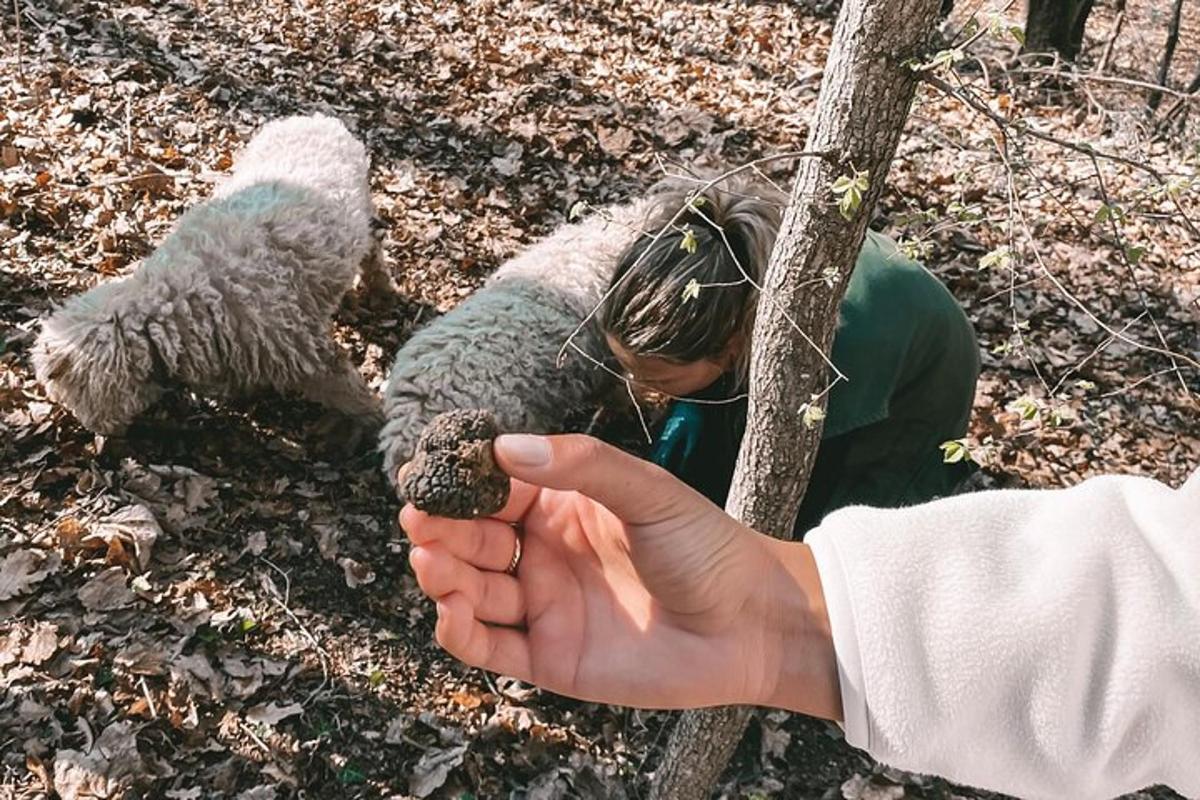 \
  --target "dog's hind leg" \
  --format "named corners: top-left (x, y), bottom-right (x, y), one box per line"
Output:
top-left (294, 353), bottom-right (384, 457)
top-left (354, 224), bottom-right (399, 305)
